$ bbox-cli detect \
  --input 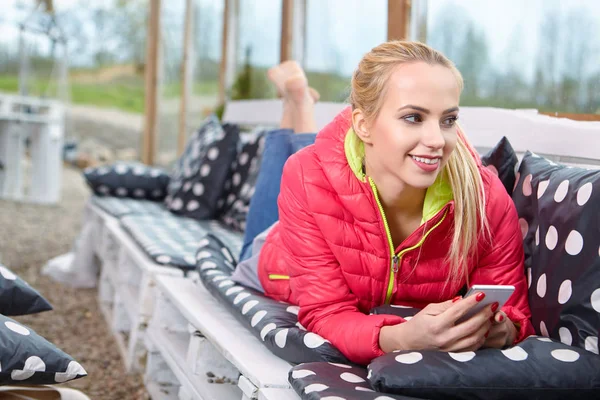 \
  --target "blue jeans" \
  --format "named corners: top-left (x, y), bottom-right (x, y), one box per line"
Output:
top-left (239, 129), bottom-right (316, 261)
